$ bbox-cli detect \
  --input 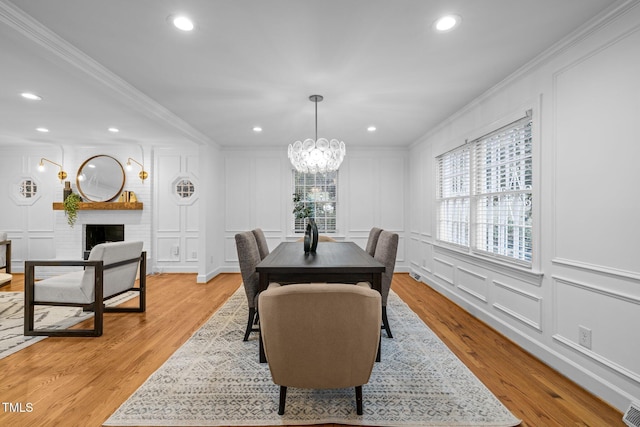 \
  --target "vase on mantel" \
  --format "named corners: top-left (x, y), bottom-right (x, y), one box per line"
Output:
top-left (63, 181), bottom-right (72, 201)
